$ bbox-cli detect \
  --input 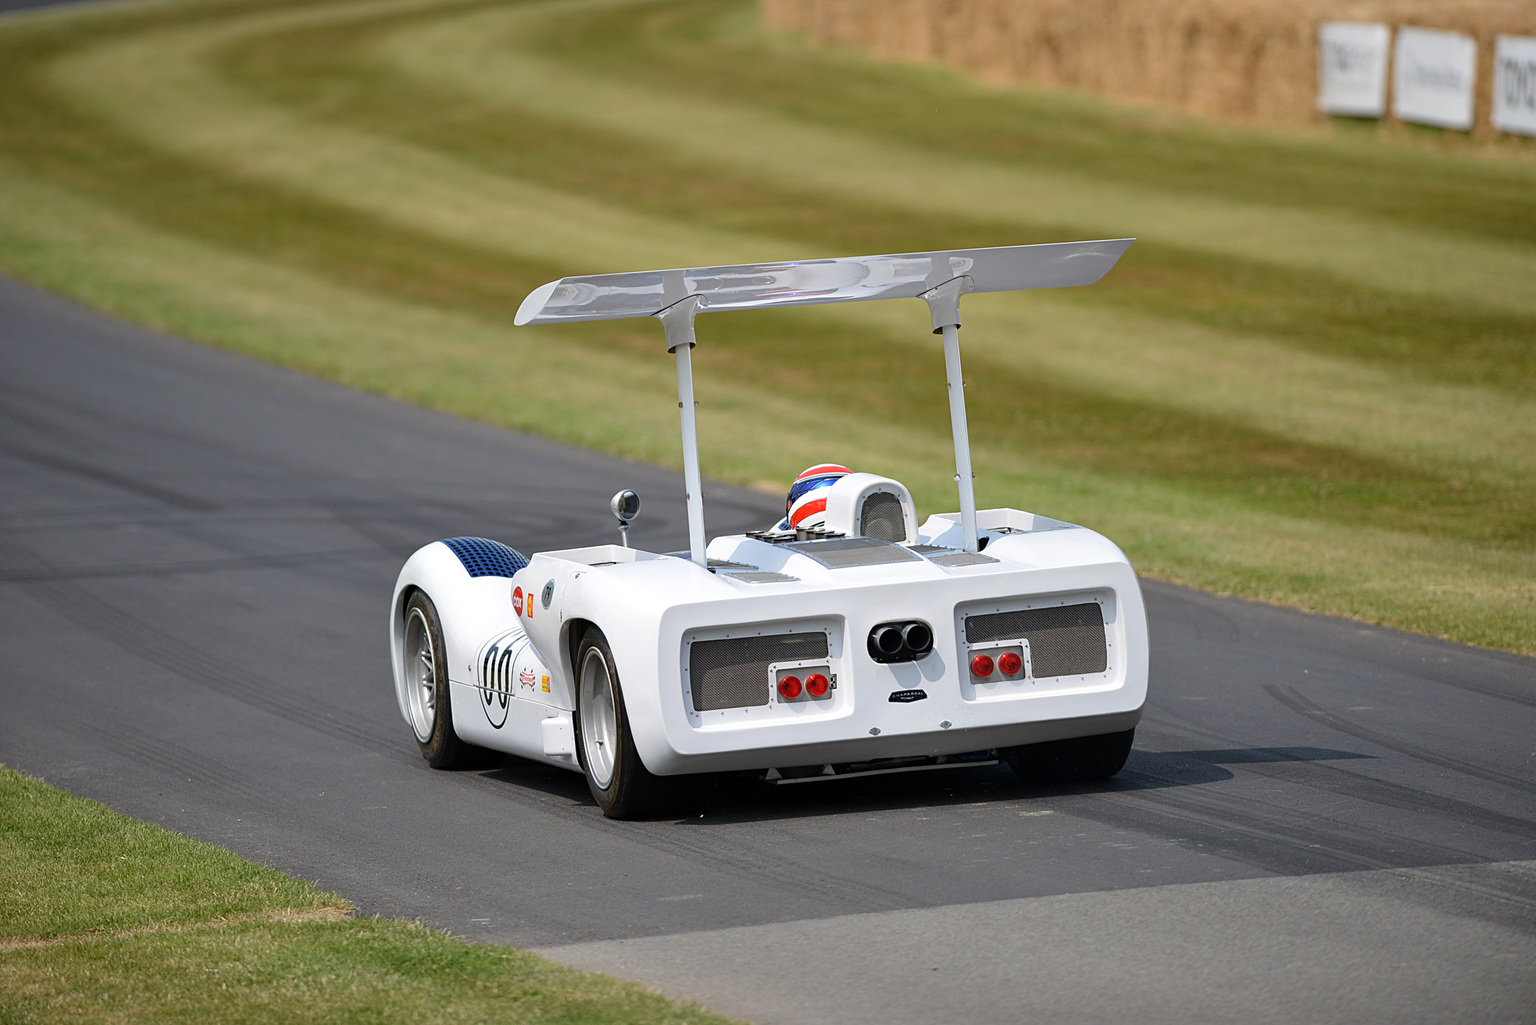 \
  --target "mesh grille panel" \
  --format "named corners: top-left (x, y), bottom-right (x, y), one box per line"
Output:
top-left (440, 537), bottom-right (529, 578)
top-left (859, 492), bottom-right (907, 542)
top-left (689, 633), bottom-right (828, 711)
top-left (965, 602), bottom-right (1107, 677)
top-left (930, 551), bottom-right (997, 566)
top-left (785, 537), bottom-right (921, 567)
